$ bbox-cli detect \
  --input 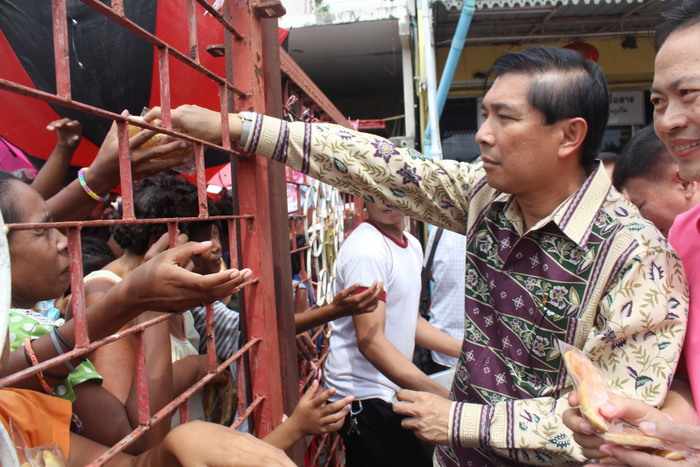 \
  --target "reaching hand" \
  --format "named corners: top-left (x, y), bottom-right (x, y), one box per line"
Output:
top-left (329, 282), bottom-right (384, 320)
top-left (117, 240), bottom-right (253, 313)
top-left (47, 118), bottom-right (82, 150)
top-left (287, 380), bottom-right (353, 436)
top-left (144, 105), bottom-right (243, 144)
top-left (89, 110), bottom-right (192, 191)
